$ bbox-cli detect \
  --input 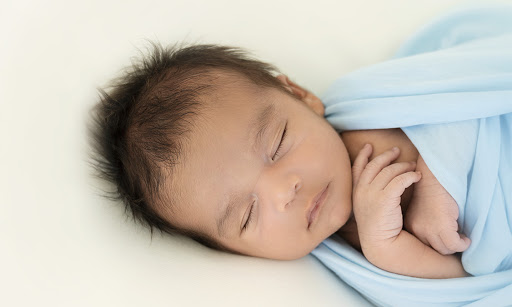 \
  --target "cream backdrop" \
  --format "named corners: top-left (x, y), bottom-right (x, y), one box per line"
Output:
top-left (1, 0), bottom-right (496, 306)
